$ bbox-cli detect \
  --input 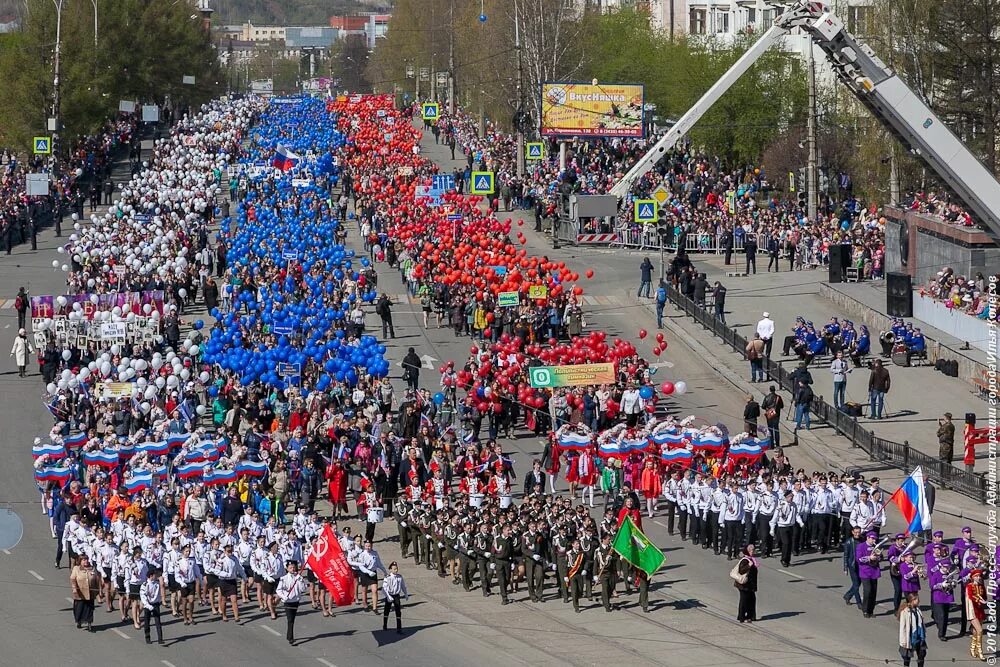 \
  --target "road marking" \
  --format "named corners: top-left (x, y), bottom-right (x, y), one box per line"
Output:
top-left (2, 549), bottom-right (11, 554)
top-left (111, 627), bottom-right (130, 639)
top-left (316, 659), bottom-right (338, 667)
top-left (27, 569), bottom-right (44, 580)
top-left (652, 520), bottom-right (668, 530)
top-left (162, 661), bottom-right (178, 667)
top-left (777, 568), bottom-right (803, 580)
top-left (261, 624), bottom-right (281, 636)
